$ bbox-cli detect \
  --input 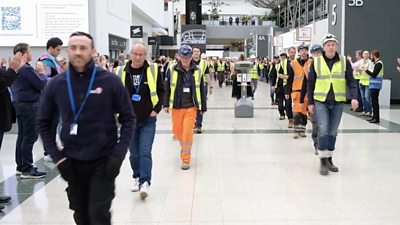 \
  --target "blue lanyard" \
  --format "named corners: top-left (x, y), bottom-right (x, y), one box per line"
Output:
top-left (131, 71), bottom-right (144, 94)
top-left (66, 67), bottom-right (97, 124)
